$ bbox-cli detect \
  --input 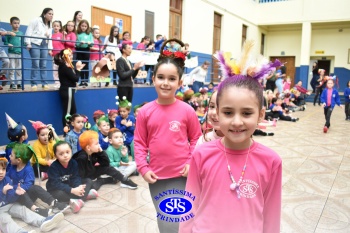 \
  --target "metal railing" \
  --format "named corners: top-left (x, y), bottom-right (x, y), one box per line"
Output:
top-left (256, 0), bottom-right (288, 3)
